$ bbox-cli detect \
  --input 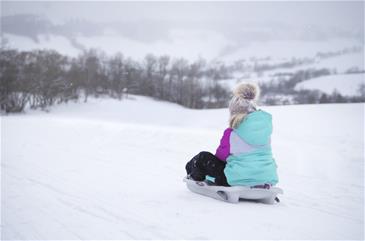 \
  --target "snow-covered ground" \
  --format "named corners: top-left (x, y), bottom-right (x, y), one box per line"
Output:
top-left (1, 96), bottom-right (364, 239)
top-left (3, 33), bottom-right (81, 58)
top-left (256, 50), bottom-right (364, 76)
top-left (4, 31), bottom-right (363, 69)
top-left (221, 39), bottom-right (362, 64)
top-left (295, 73), bottom-right (365, 96)
top-left (219, 50), bottom-right (364, 98)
